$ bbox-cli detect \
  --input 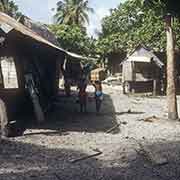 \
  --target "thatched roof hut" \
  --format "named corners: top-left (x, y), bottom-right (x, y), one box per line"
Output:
top-left (121, 45), bottom-right (164, 94)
